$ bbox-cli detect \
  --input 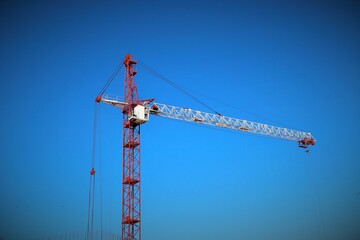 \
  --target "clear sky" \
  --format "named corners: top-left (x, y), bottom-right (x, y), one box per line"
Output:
top-left (1, 0), bottom-right (360, 239)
